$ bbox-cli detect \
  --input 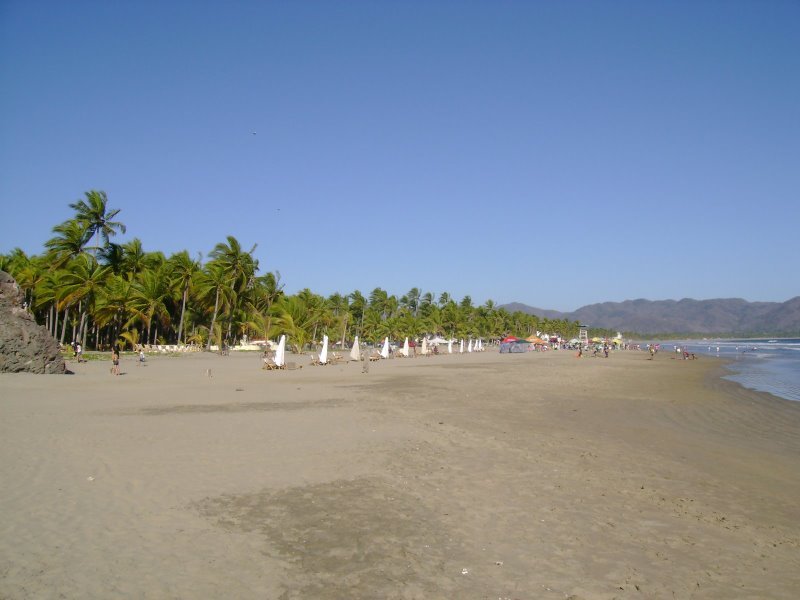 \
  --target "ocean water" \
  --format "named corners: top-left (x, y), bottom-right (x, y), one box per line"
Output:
top-left (652, 338), bottom-right (800, 402)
